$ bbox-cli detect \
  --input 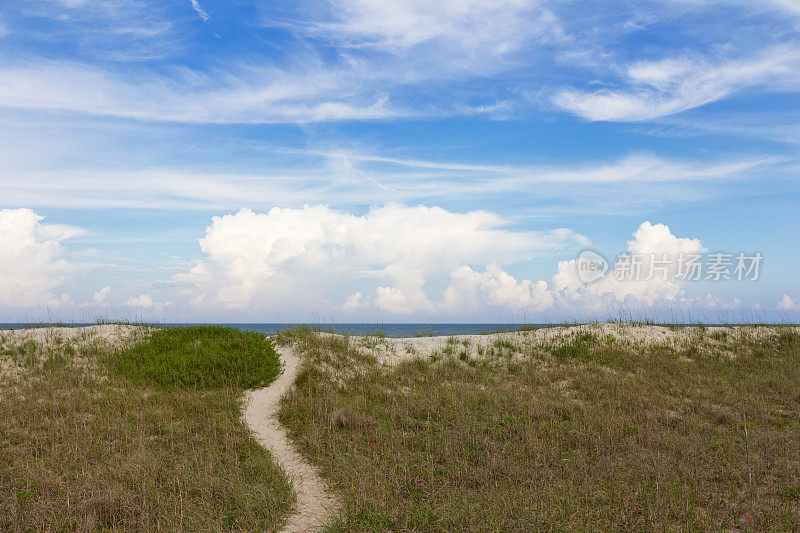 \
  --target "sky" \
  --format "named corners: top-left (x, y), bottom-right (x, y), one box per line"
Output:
top-left (1, 0), bottom-right (799, 323)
